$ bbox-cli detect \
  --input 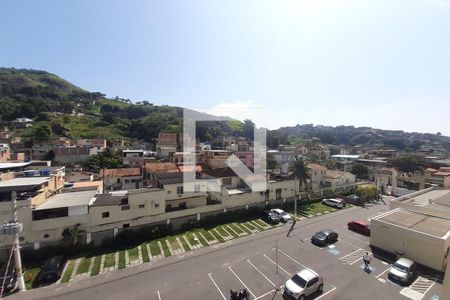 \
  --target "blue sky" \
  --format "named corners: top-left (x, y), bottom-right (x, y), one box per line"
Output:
top-left (1, 0), bottom-right (450, 134)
